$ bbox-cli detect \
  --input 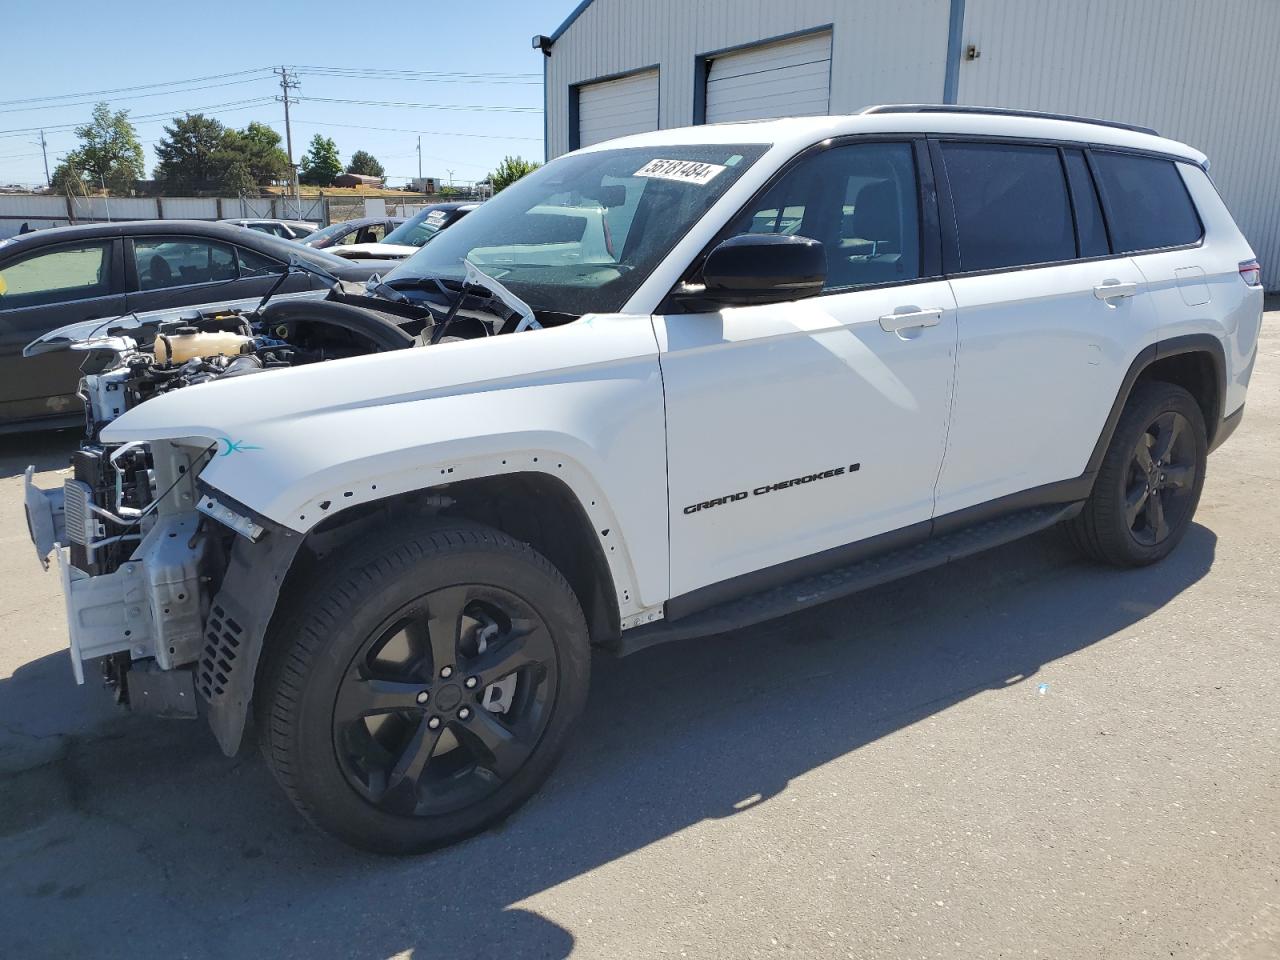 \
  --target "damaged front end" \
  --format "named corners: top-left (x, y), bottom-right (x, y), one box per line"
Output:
top-left (22, 260), bottom-right (558, 746)
top-left (25, 439), bottom-right (222, 717)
